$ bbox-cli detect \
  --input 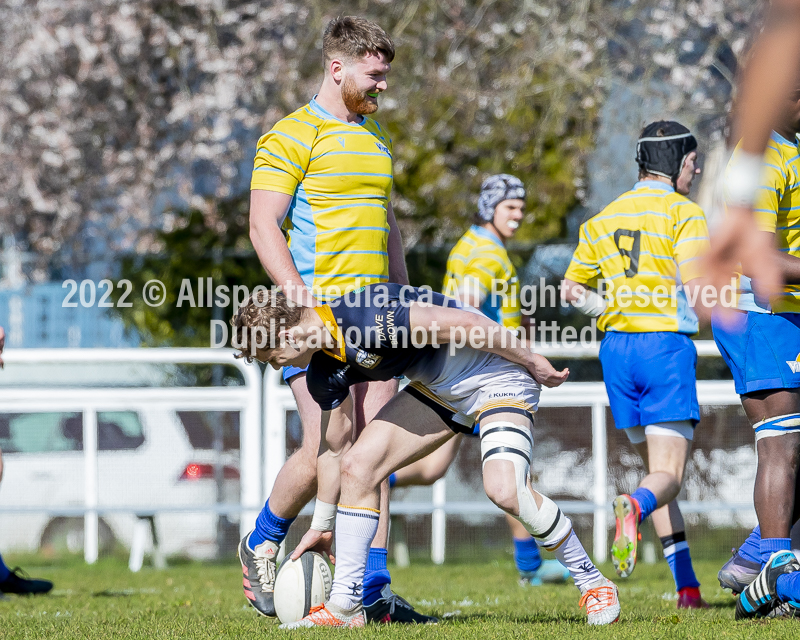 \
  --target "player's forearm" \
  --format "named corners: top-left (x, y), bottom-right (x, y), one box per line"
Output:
top-left (561, 278), bottom-right (606, 317)
top-left (778, 253), bottom-right (800, 284)
top-left (412, 303), bottom-right (535, 365)
top-left (250, 219), bottom-right (304, 289)
top-left (736, 2), bottom-right (800, 156)
top-left (387, 205), bottom-right (409, 285)
top-left (561, 279), bottom-right (585, 304)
